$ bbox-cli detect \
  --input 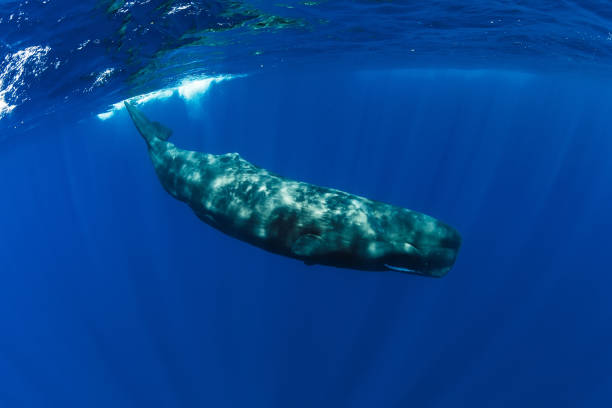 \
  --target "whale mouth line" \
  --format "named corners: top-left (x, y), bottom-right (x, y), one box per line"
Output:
top-left (384, 264), bottom-right (420, 274)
